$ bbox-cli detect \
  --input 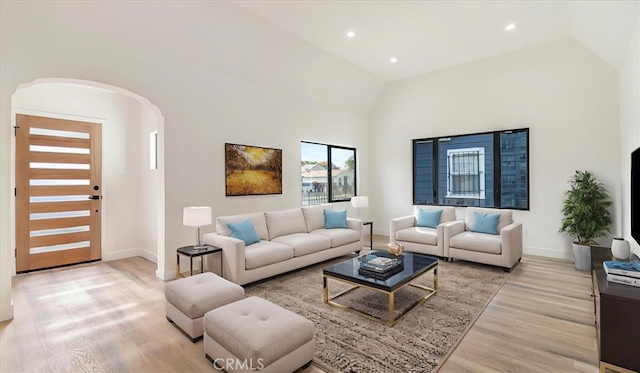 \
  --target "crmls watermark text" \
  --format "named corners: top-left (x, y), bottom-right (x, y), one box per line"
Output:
top-left (213, 358), bottom-right (265, 370)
